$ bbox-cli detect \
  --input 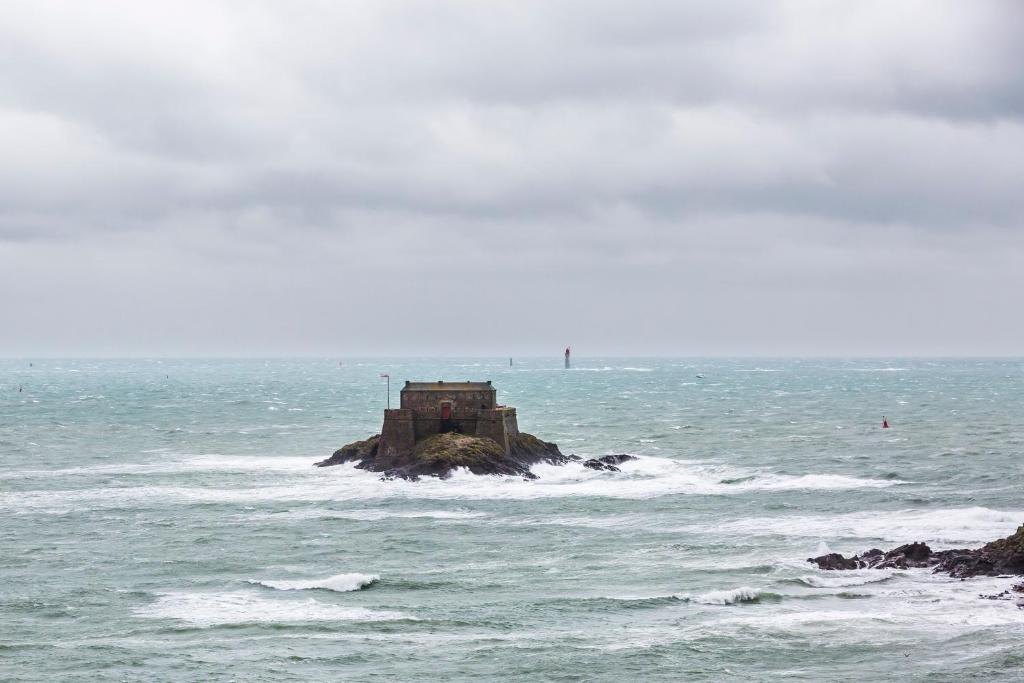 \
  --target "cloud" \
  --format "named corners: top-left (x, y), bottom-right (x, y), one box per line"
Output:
top-left (0, 0), bottom-right (1021, 354)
